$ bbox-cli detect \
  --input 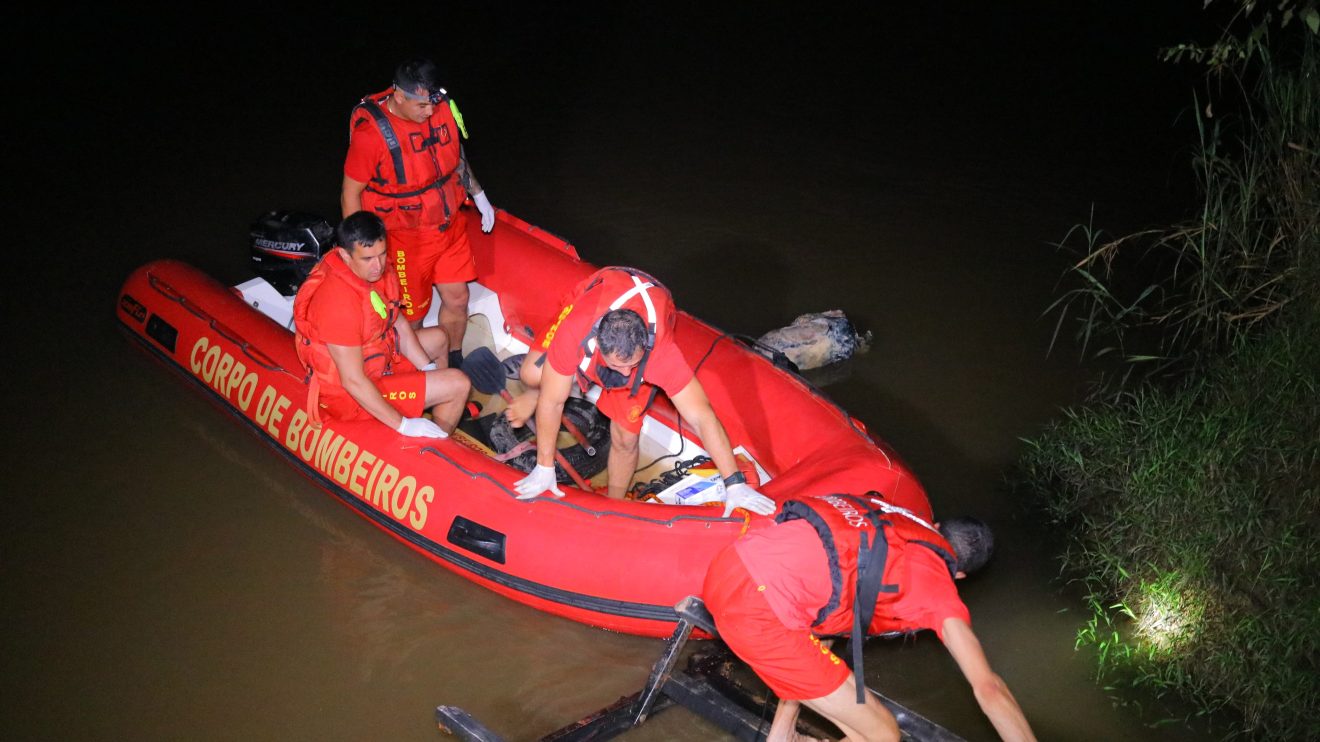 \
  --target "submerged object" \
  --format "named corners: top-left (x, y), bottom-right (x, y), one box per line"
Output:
top-left (757, 310), bottom-right (872, 370)
top-left (116, 207), bottom-right (927, 638)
